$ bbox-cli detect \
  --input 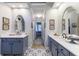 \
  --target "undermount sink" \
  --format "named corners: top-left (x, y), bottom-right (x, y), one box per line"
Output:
top-left (9, 33), bottom-right (22, 36)
top-left (9, 33), bottom-right (16, 36)
top-left (66, 34), bottom-right (79, 44)
top-left (67, 34), bottom-right (79, 40)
